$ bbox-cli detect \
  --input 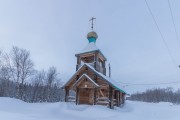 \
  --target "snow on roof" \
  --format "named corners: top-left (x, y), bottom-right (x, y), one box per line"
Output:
top-left (76, 42), bottom-right (99, 55)
top-left (85, 63), bottom-right (126, 94)
top-left (63, 63), bottom-right (126, 94)
top-left (62, 64), bottom-right (85, 88)
top-left (73, 74), bottom-right (99, 88)
top-left (75, 42), bottom-right (107, 60)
